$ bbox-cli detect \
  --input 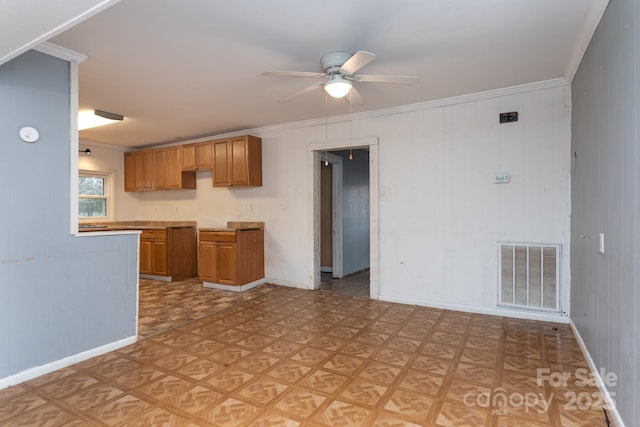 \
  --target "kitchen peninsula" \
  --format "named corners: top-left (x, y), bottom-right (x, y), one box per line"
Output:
top-left (79, 221), bottom-right (197, 282)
